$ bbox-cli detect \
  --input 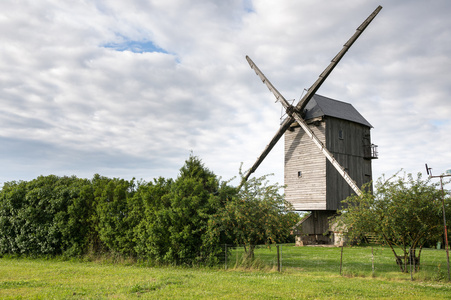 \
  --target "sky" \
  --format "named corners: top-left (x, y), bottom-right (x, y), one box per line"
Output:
top-left (1, 0), bottom-right (451, 190)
